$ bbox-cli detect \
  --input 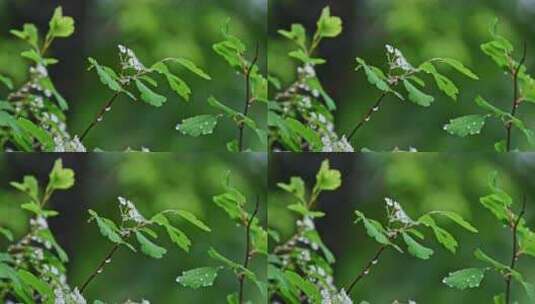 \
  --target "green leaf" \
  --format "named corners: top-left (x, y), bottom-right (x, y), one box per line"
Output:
top-left (444, 115), bottom-right (487, 137)
top-left (403, 80), bottom-right (434, 107)
top-left (176, 267), bottom-right (220, 289)
top-left (434, 58), bottom-right (479, 80)
top-left (431, 211), bottom-right (478, 233)
top-left (88, 209), bottom-right (123, 244)
top-left (474, 249), bottom-right (508, 271)
top-left (419, 62), bottom-right (459, 100)
top-left (151, 62), bottom-right (192, 101)
top-left (10, 23), bottom-right (39, 48)
top-left (278, 24), bottom-right (307, 49)
top-left (173, 210), bottom-right (211, 232)
top-left (493, 294), bottom-right (506, 304)
top-left (474, 95), bottom-right (508, 117)
top-left (316, 6), bottom-right (342, 38)
top-left (418, 215), bottom-right (458, 253)
top-left (18, 269), bottom-right (54, 298)
top-left (288, 50), bottom-right (326, 65)
top-left (443, 268), bottom-right (486, 290)
top-left (277, 177), bottom-right (306, 203)
top-left (136, 79), bottom-right (167, 107)
top-left (17, 118), bottom-right (54, 150)
top-left (151, 213), bottom-right (191, 252)
top-left (0, 227), bottom-right (13, 241)
top-left (314, 159), bottom-right (341, 192)
top-left (207, 96), bottom-right (240, 117)
top-left (10, 175), bottom-right (39, 202)
top-left (88, 58), bottom-right (122, 92)
top-left (402, 232), bottom-right (434, 260)
top-left (354, 210), bottom-right (390, 245)
top-left (285, 118), bottom-right (322, 150)
top-left (287, 204), bottom-right (325, 218)
top-left (356, 58), bottom-right (390, 92)
top-left (170, 58), bottom-right (211, 80)
top-left (284, 270), bottom-right (321, 303)
top-left (0, 74), bottom-right (13, 89)
top-left (48, 159), bottom-right (75, 190)
top-left (47, 6), bottom-right (75, 39)
top-left (176, 115), bottom-right (219, 137)
top-left (135, 231), bottom-right (167, 259)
